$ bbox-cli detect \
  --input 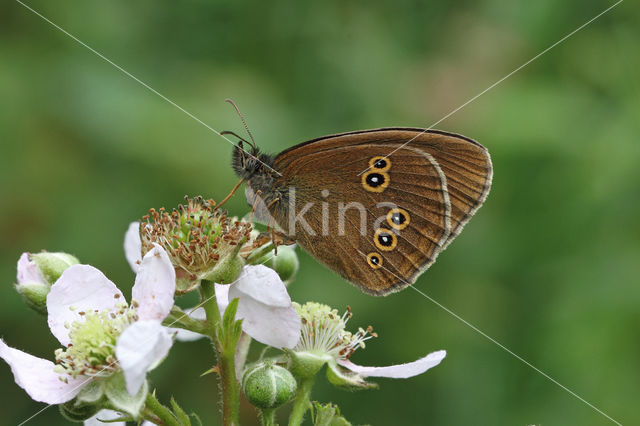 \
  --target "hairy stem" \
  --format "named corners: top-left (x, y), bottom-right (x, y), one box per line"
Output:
top-left (200, 280), bottom-right (240, 426)
top-left (261, 408), bottom-right (276, 426)
top-left (288, 377), bottom-right (315, 426)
